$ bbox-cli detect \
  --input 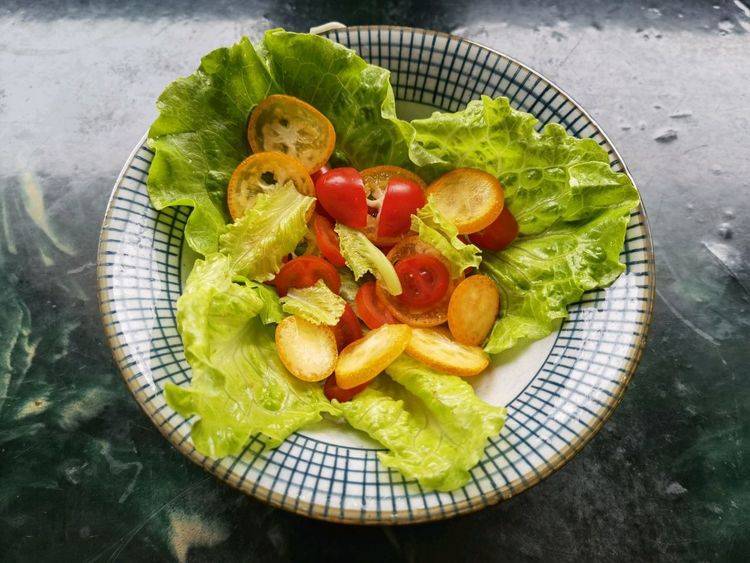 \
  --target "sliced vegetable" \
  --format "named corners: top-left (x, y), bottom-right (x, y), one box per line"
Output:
top-left (468, 206), bottom-right (519, 251)
top-left (331, 303), bottom-right (363, 351)
top-left (273, 255), bottom-right (341, 296)
top-left (394, 255), bottom-right (450, 308)
top-left (323, 375), bottom-right (368, 403)
top-left (335, 324), bottom-right (411, 389)
top-left (361, 165), bottom-right (426, 203)
top-left (424, 168), bottom-right (504, 234)
top-left (405, 327), bottom-right (489, 376)
top-left (280, 280), bottom-right (346, 325)
top-left (310, 163), bottom-right (330, 185)
top-left (354, 281), bottom-right (397, 329)
top-left (275, 315), bottom-right (338, 381)
top-left (312, 214), bottom-right (346, 267)
top-left (219, 182), bottom-right (314, 281)
top-left (447, 274), bottom-right (500, 346)
top-left (335, 224), bottom-right (402, 295)
top-left (315, 168), bottom-right (367, 228)
top-left (337, 268), bottom-right (360, 303)
top-left (377, 177), bottom-right (426, 238)
top-left (227, 152), bottom-right (315, 220)
top-left (411, 200), bottom-right (482, 277)
top-left (363, 215), bottom-right (406, 248)
top-left (247, 94), bottom-right (335, 173)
